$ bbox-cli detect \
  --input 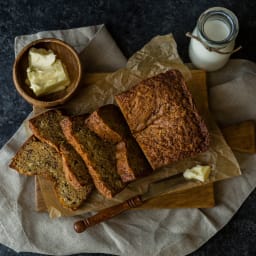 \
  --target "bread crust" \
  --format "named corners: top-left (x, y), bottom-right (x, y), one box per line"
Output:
top-left (28, 110), bottom-right (92, 189)
top-left (9, 136), bottom-right (58, 180)
top-left (85, 104), bottom-right (132, 143)
top-left (9, 136), bottom-right (93, 210)
top-left (85, 105), bottom-right (124, 143)
top-left (86, 104), bottom-right (152, 183)
top-left (116, 138), bottom-right (152, 183)
top-left (115, 70), bottom-right (210, 169)
top-left (60, 115), bottom-right (125, 199)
